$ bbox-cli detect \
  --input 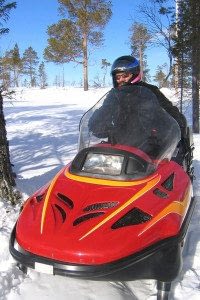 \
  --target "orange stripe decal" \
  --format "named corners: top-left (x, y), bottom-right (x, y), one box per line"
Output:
top-left (65, 168), bottom-right (159, 187)
top-left (139, 184), bottom-right (192, 236)
top-left (79, 174), bottom-right (161, 240)
top-left (40, 171), bottom-right (62, 234)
